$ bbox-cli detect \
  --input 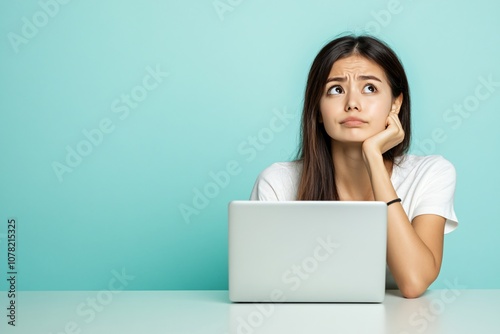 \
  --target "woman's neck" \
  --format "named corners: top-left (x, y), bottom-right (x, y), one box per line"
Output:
top-left (331, 142), bottom-right (392, 201)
